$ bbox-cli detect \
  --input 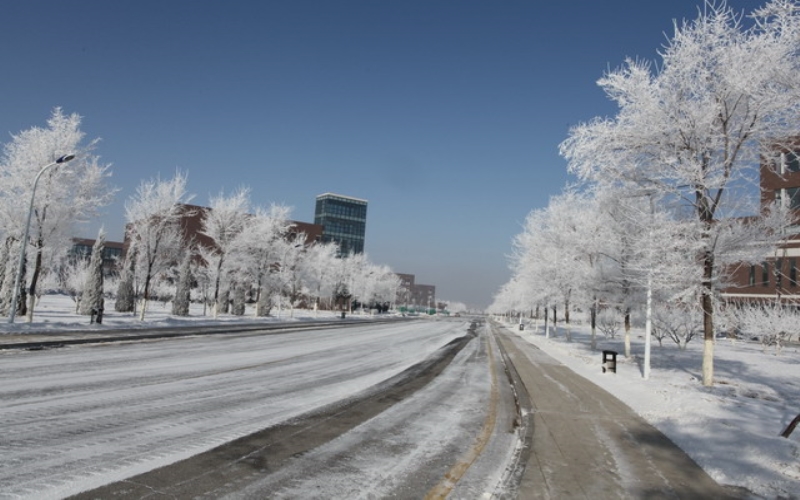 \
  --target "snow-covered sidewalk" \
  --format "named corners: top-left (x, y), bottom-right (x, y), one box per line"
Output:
top-left (502, 319), bottom-right (799, 499)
